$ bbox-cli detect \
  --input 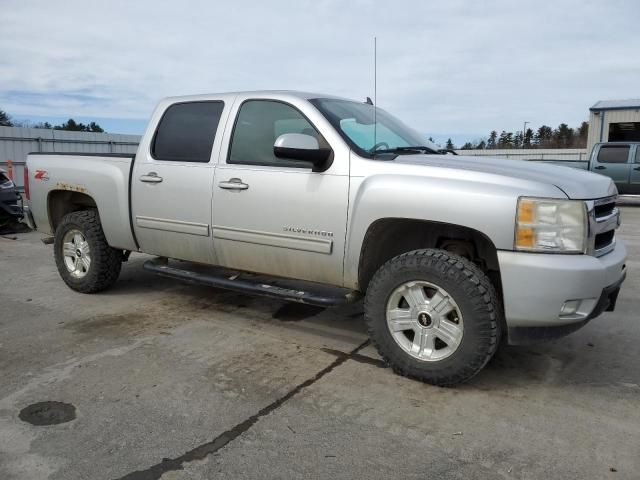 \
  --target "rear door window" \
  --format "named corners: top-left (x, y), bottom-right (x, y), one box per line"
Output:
top-left (597, 145), bottom-right (630, 164)
top-left (152, 101), bottom-right (224, 162)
